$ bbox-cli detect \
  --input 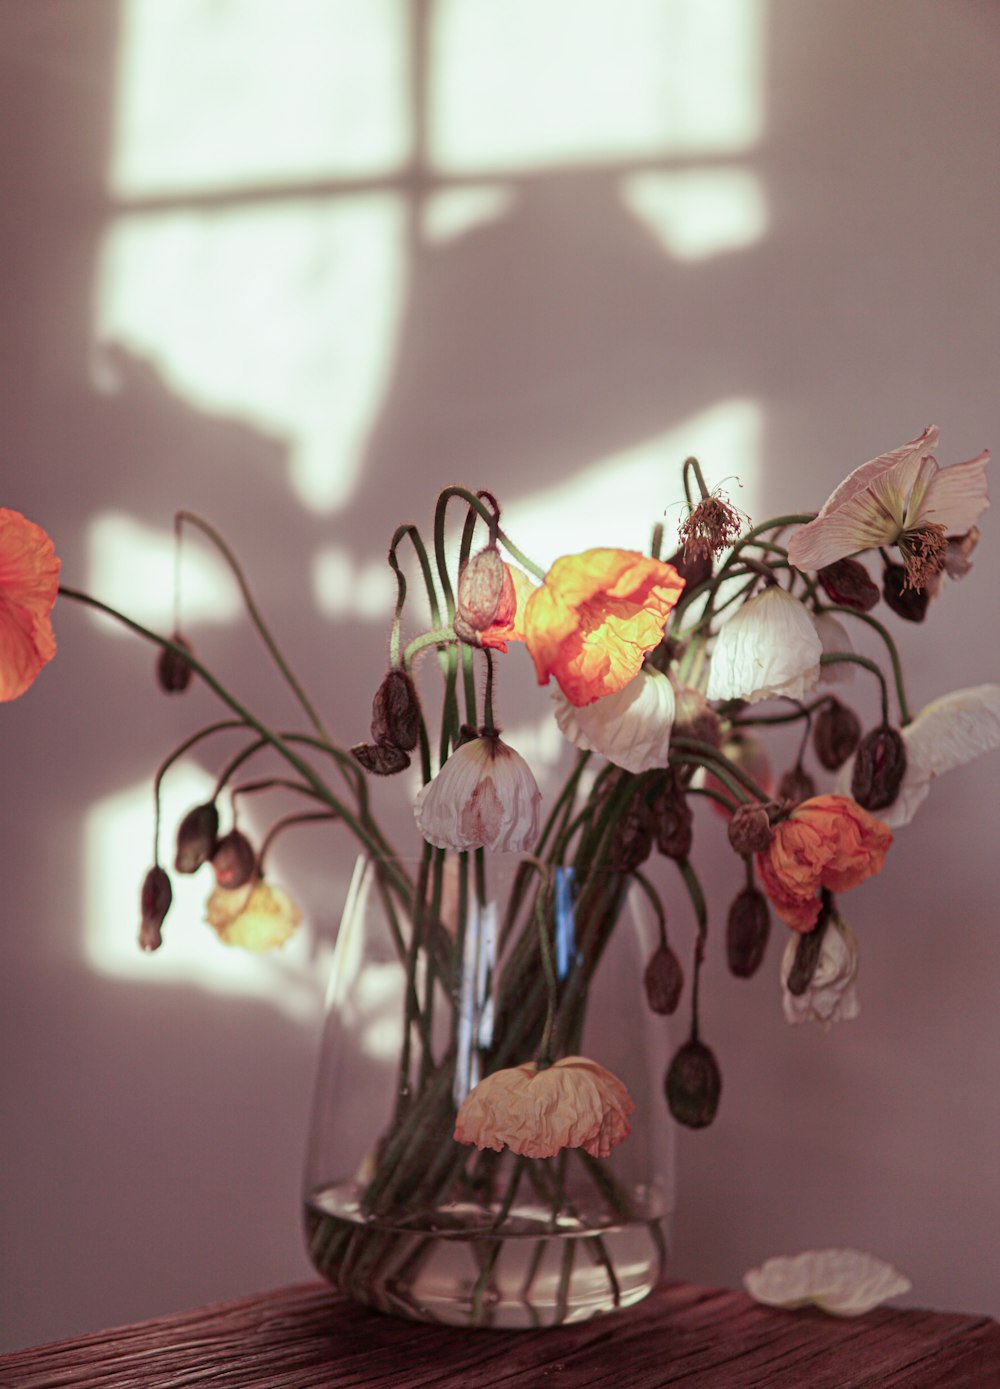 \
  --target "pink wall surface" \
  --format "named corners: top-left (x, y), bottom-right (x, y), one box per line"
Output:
top-left (2, 0), bottom-right (999, 1350)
